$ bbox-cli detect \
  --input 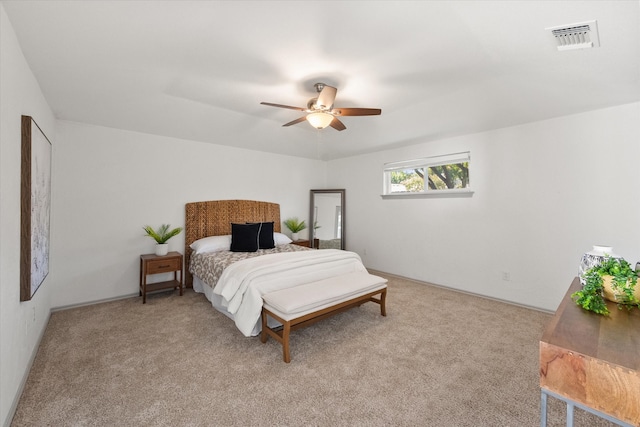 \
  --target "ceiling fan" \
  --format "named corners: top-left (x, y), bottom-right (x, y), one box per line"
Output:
top-left (260, 83), bottom-right (381, 131)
